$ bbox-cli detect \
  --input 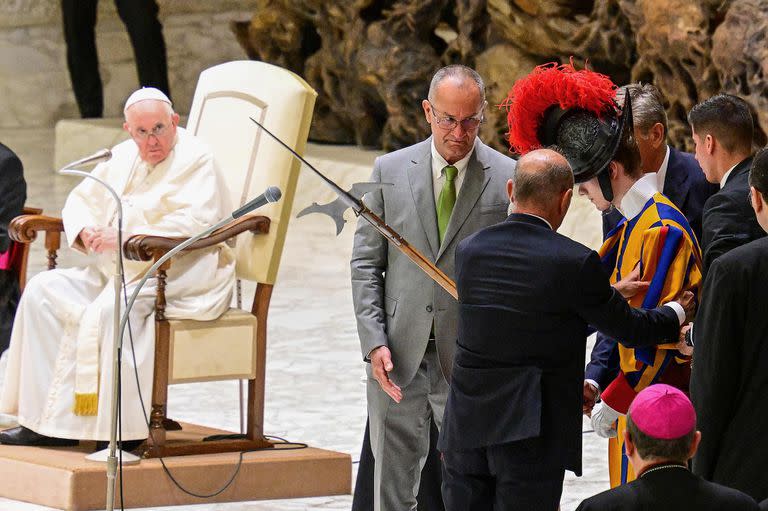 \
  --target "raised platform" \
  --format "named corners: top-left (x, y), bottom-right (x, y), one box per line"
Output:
top-left (0, 423), bottom-right (351, 510)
